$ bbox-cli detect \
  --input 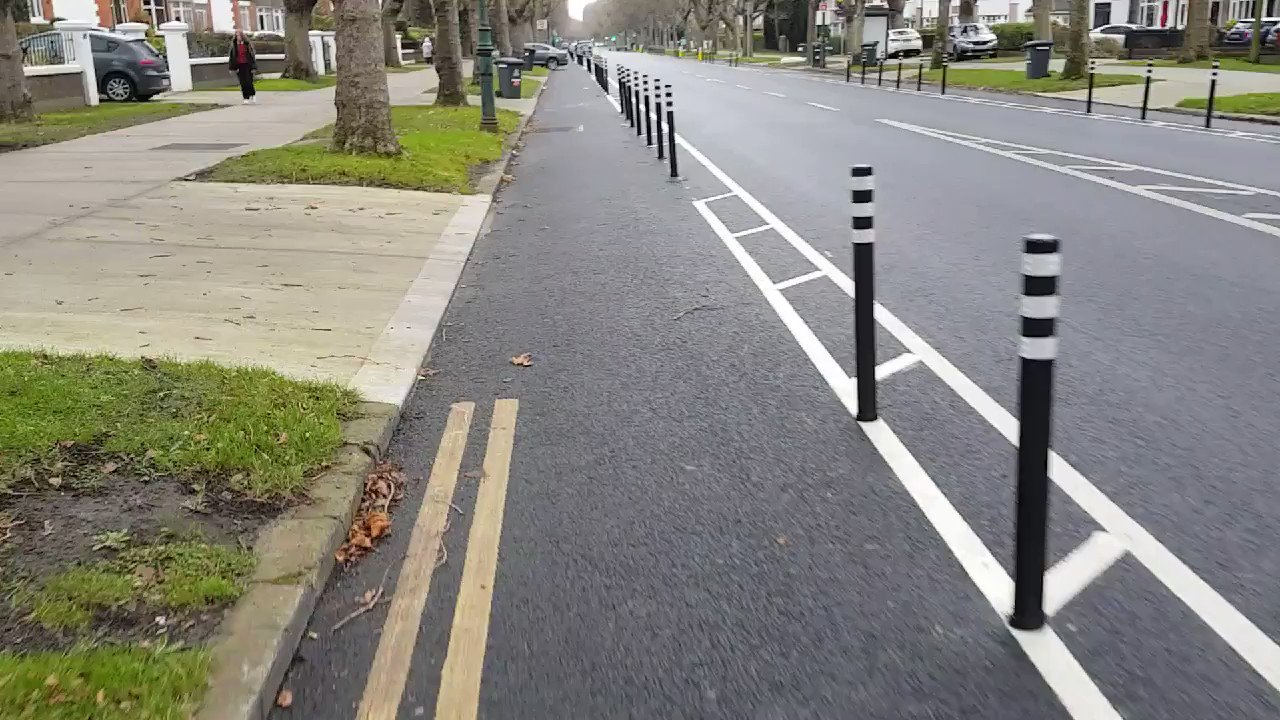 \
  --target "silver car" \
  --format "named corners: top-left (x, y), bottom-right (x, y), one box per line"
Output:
top-left (523, 42), bottom-right (570, 70)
